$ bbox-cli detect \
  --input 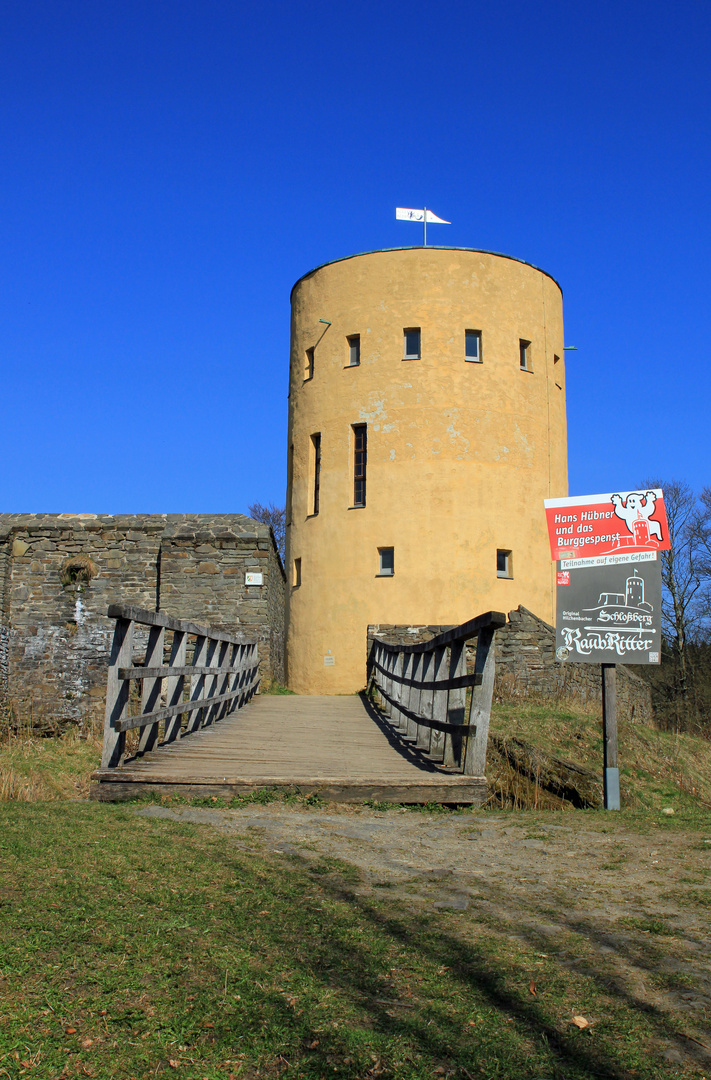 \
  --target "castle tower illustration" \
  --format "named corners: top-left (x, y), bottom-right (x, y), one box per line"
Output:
top-left (626, 568), bottom-right (645, 607)
top-left (285, 246), bottom-right (569, 693)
